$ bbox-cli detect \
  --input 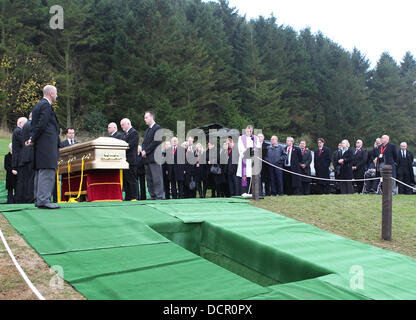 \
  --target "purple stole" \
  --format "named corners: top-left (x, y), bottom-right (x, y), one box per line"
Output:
top-left (241, 134), bottom-right (258, 187)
